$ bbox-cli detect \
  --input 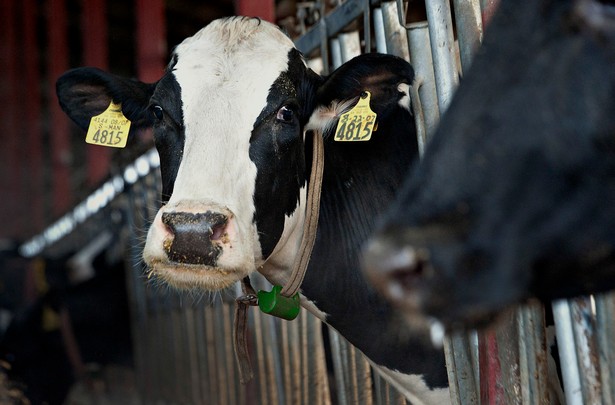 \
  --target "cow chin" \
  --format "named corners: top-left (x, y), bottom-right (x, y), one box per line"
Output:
top-left (146, 261), bottom-right (251, 291)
